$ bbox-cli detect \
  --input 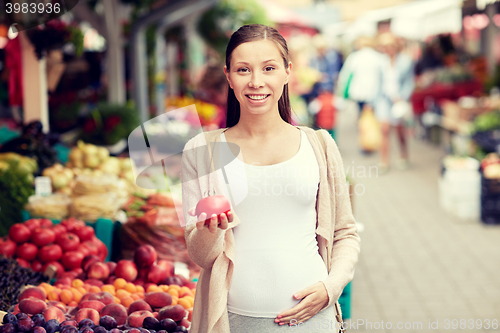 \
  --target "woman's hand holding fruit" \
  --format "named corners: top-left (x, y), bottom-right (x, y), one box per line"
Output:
top-left (188, 208), bottom-right (233, 233)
